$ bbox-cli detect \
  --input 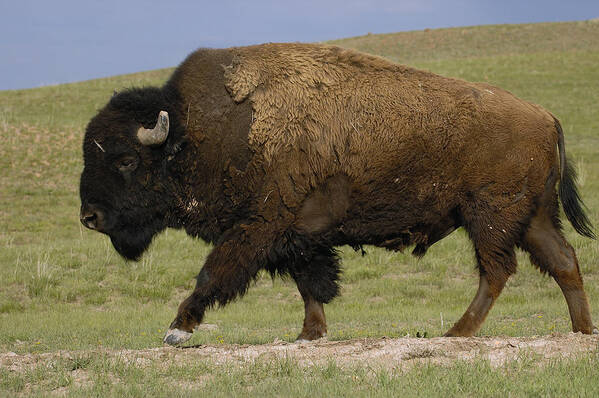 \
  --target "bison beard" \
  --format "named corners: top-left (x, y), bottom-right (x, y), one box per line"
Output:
top-left (79, 43), bottom-right (597, 347)
top-left (109, 220), bottom-right (164, 261)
